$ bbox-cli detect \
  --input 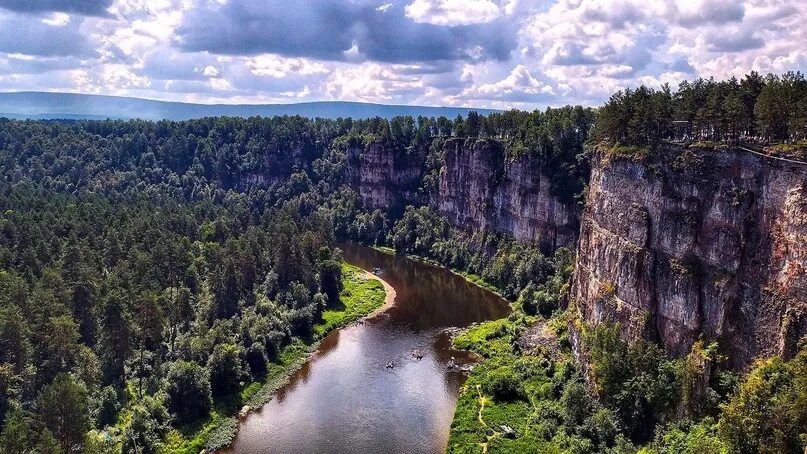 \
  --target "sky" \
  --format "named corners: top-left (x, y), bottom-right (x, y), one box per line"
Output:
top-left (0, 0), bottom-right (804, 109)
